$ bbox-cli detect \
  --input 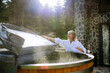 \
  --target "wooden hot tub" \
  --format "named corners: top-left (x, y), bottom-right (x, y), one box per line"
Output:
top-left (17, 52), bottom-right (94, 73)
